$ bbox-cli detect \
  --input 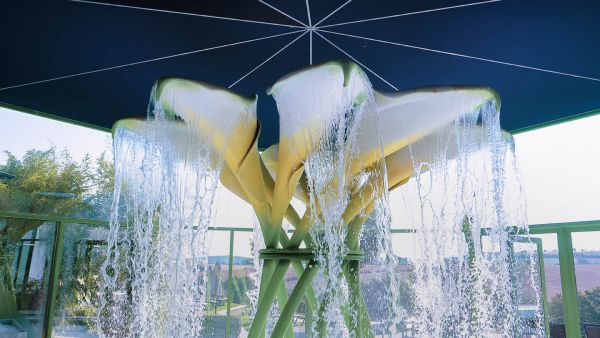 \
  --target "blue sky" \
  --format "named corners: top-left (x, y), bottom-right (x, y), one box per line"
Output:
top-left (0, 106), bottom-right (112, 164)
